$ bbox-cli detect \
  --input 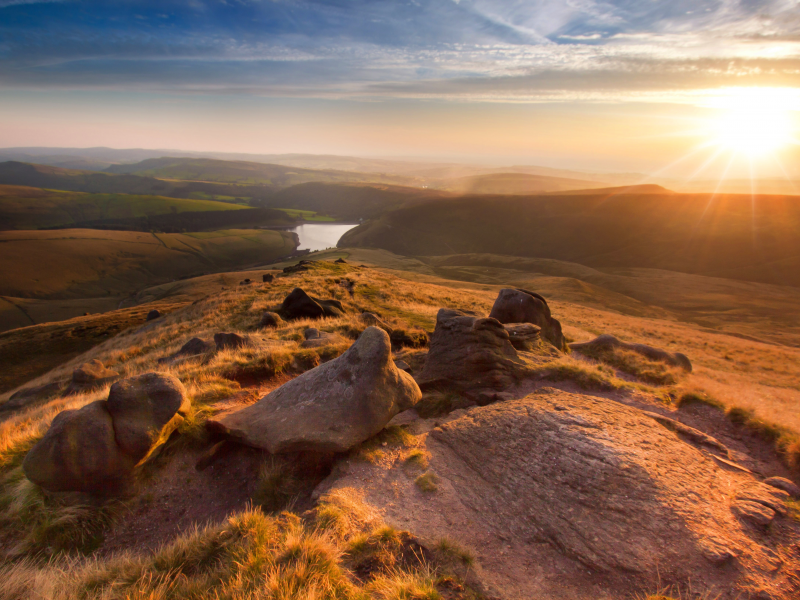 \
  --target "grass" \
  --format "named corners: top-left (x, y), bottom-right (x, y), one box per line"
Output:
top-left (674, 391), bottom-right (725, 410)
top-left (573, 344), bottom-right (684, 386)
top-left (415, 472), bottom-right (439, 493)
